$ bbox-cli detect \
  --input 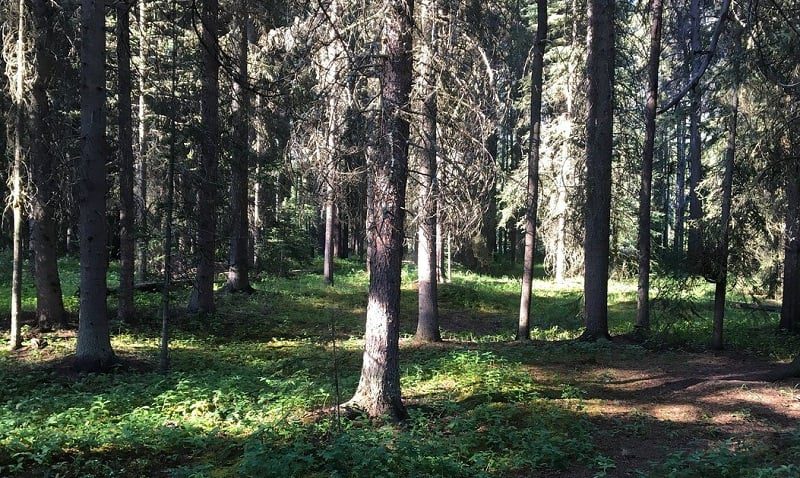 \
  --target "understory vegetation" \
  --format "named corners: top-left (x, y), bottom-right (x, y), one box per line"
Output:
top-left (1, 257), bottom-right (798, 477)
